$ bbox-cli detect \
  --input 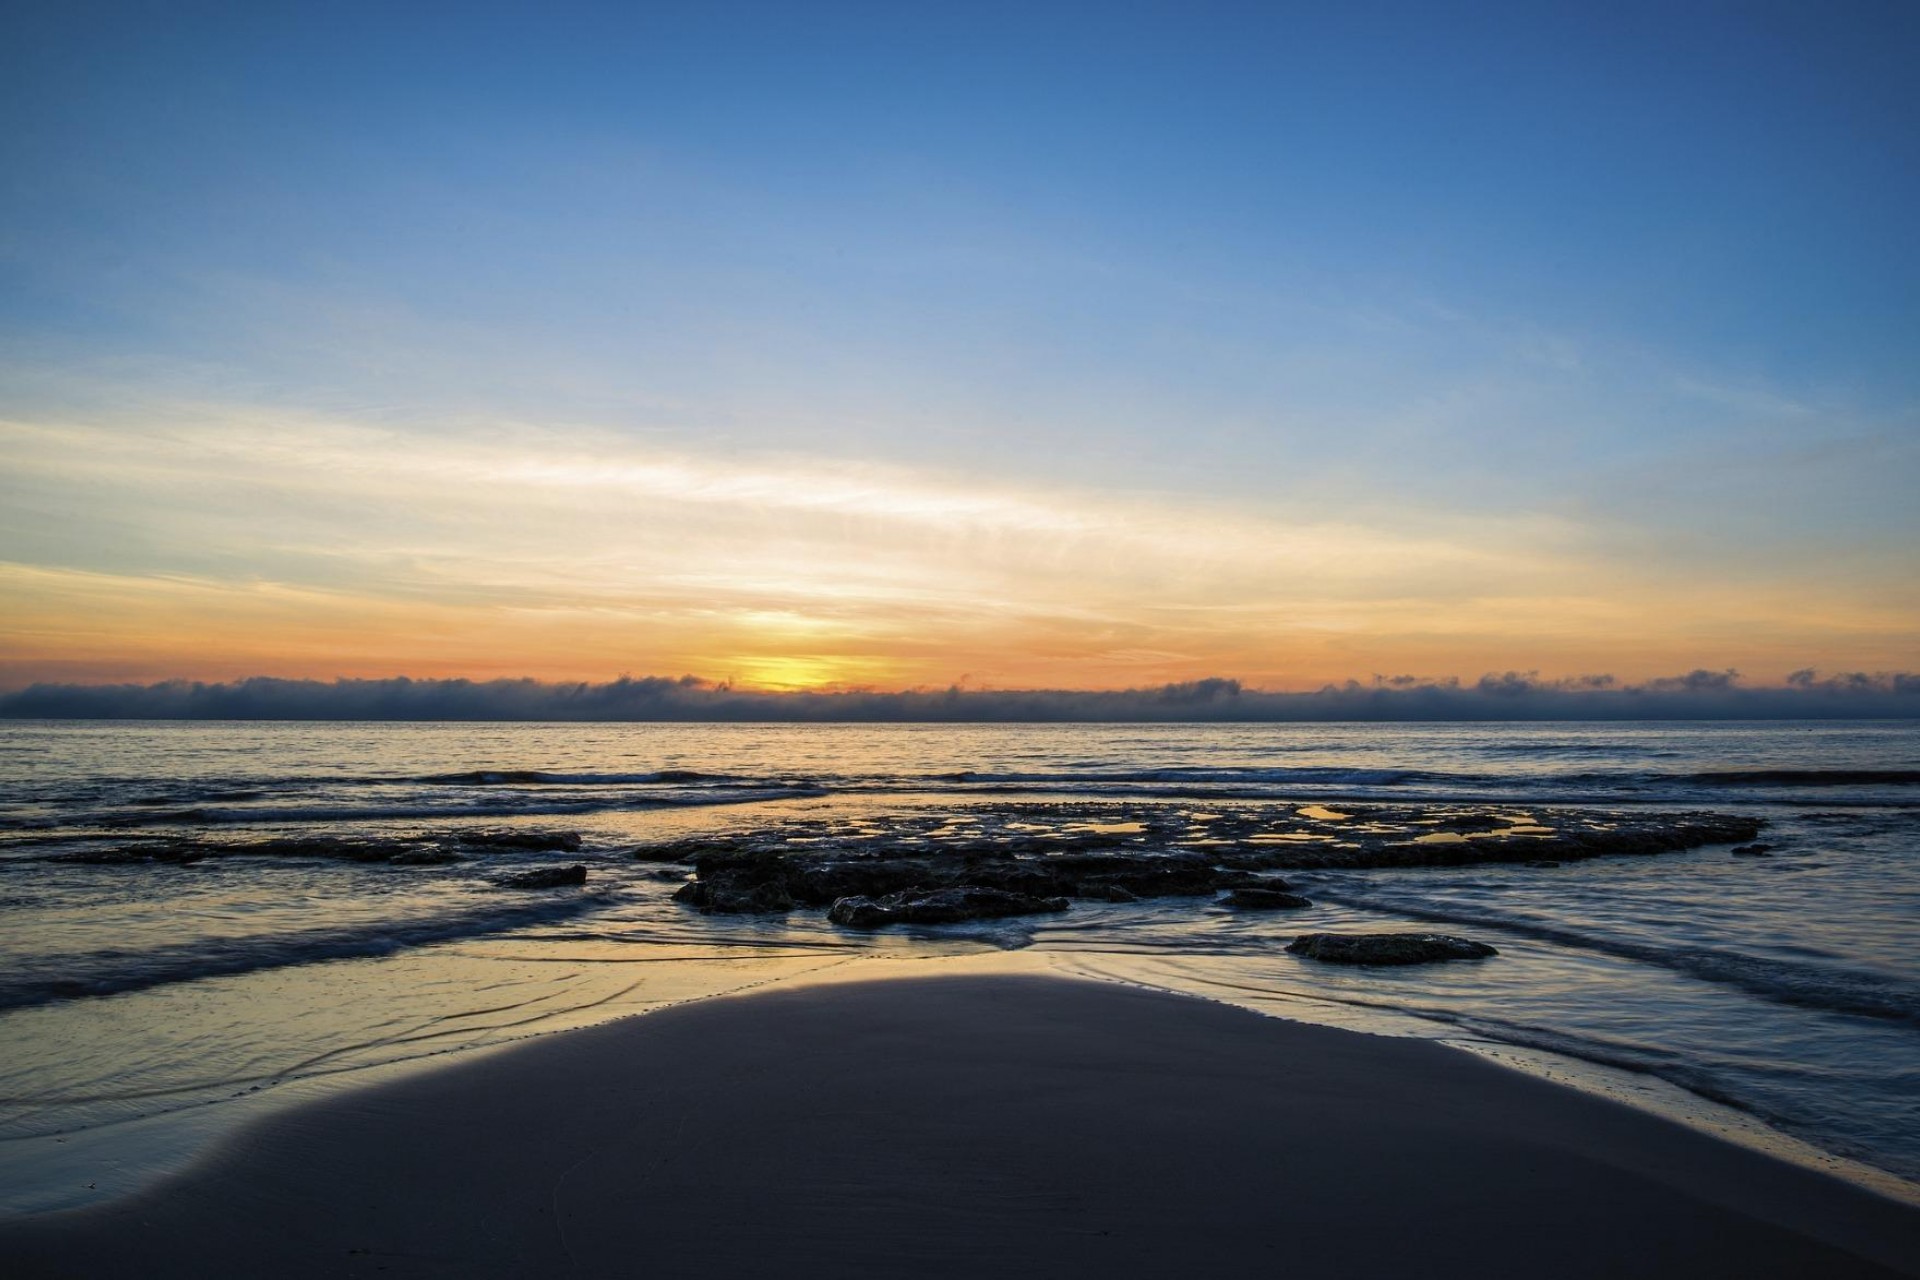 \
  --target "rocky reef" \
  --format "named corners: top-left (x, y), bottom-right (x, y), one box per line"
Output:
top-left (648, 800), bottom-right (1763, 927)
